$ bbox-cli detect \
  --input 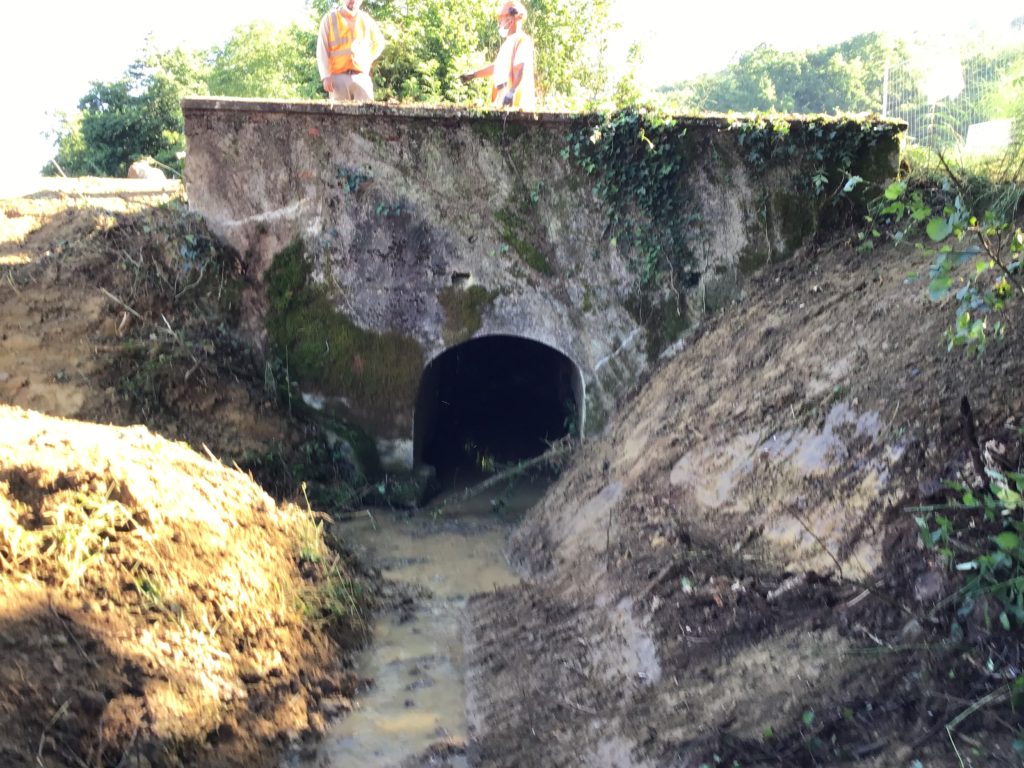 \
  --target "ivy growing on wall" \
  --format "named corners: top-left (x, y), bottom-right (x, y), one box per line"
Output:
top-left (728, 112), bottom-right (903, 202)
top-left (562, 107), bottom-right (699, 292)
